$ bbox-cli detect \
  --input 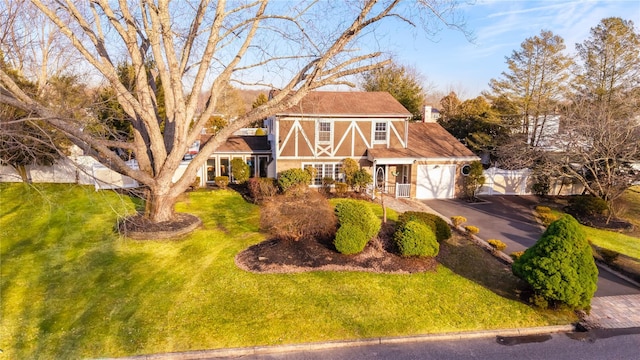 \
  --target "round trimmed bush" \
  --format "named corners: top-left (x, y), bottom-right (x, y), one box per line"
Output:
top-left (398, 211), bottom-right (451, 242)
top-left (394, 220), bottom-right (439, 257)
top-left (334, 200), bottom-right (381, 240)
top-left (512, 215), bottom-right (598, 310)
top-left (334, 224), bottom-right (368, 255)
top-left (451, 216), bottom-right (466, 227)
top-left (487, 239), bottom-right (507, 251)
top-left (465, 225), bottom-right (479, 235)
